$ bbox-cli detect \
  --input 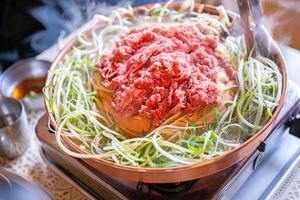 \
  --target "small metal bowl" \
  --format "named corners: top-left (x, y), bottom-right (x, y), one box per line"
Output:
top-left (0, 58), bottom-right (51, 111)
